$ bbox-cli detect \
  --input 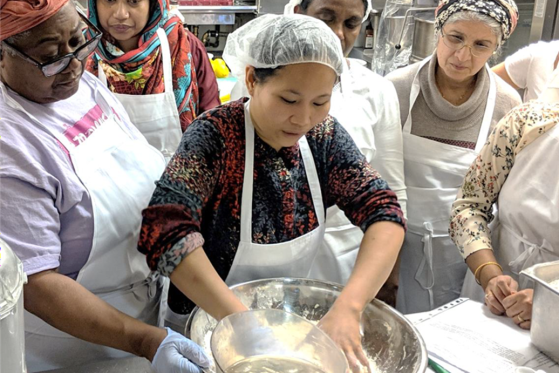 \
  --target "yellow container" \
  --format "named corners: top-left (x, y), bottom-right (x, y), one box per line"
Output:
top-left (211, 58), bottom-right (230, 79)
